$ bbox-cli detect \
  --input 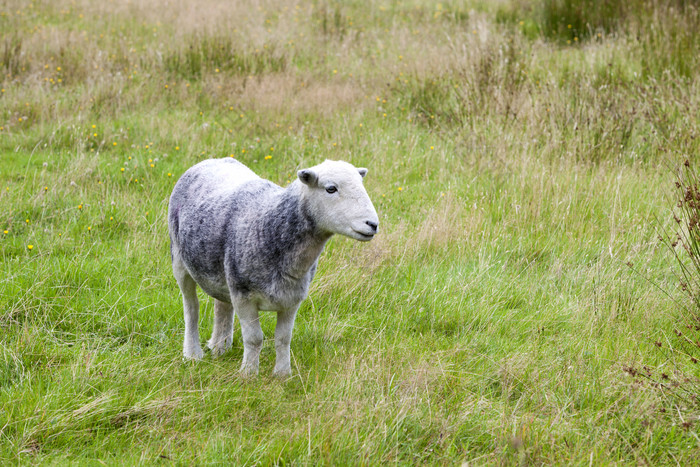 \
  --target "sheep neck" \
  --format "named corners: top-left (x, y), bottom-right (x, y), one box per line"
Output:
top-left (271, 183), bottom-right (332, 281)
